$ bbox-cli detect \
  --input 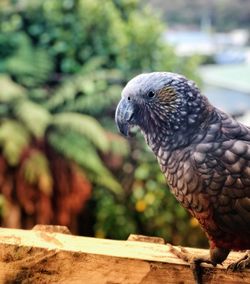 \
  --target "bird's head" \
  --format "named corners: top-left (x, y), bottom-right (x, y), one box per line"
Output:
top-left (115, 72), bottom-right (210, 150)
